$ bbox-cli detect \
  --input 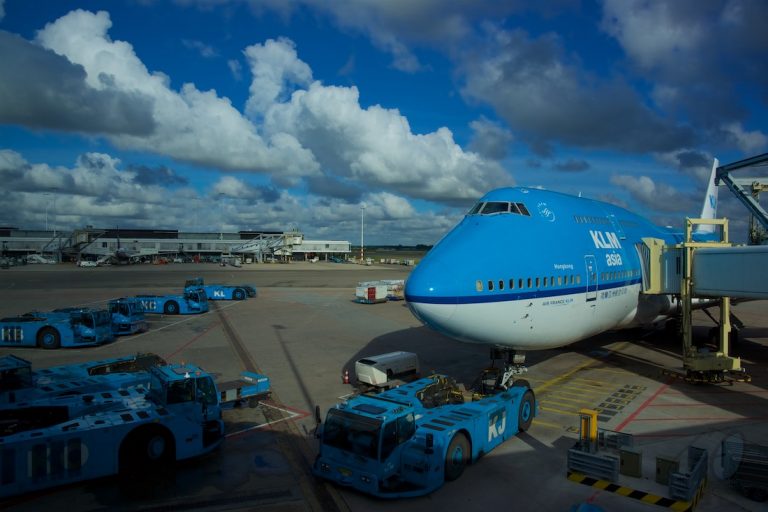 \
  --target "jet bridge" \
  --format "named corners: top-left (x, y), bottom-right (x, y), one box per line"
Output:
top-left (642, 218), bottom-right (768, 383)
top-left (716, 152), bottom-right (768, 245)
